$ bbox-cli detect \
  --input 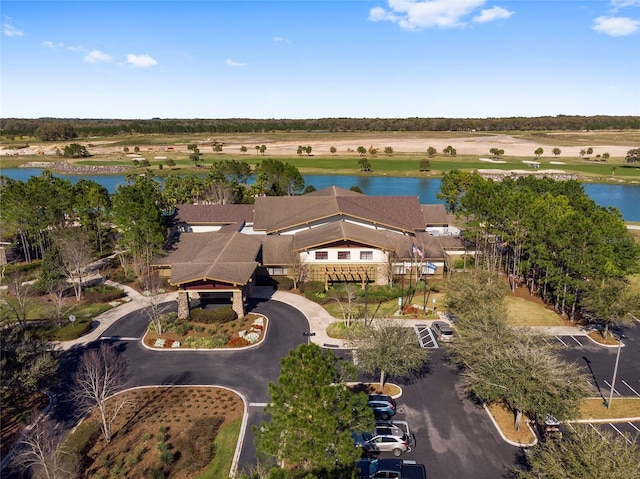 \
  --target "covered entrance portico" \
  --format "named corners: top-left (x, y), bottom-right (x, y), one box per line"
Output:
top-left (176, 281), bottom-right (249, 320)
